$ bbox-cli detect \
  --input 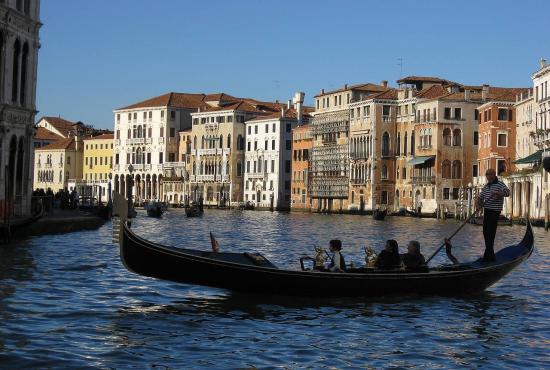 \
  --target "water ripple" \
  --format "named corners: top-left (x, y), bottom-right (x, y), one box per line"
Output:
top-left (0, 209), bottom-right (548, 368)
